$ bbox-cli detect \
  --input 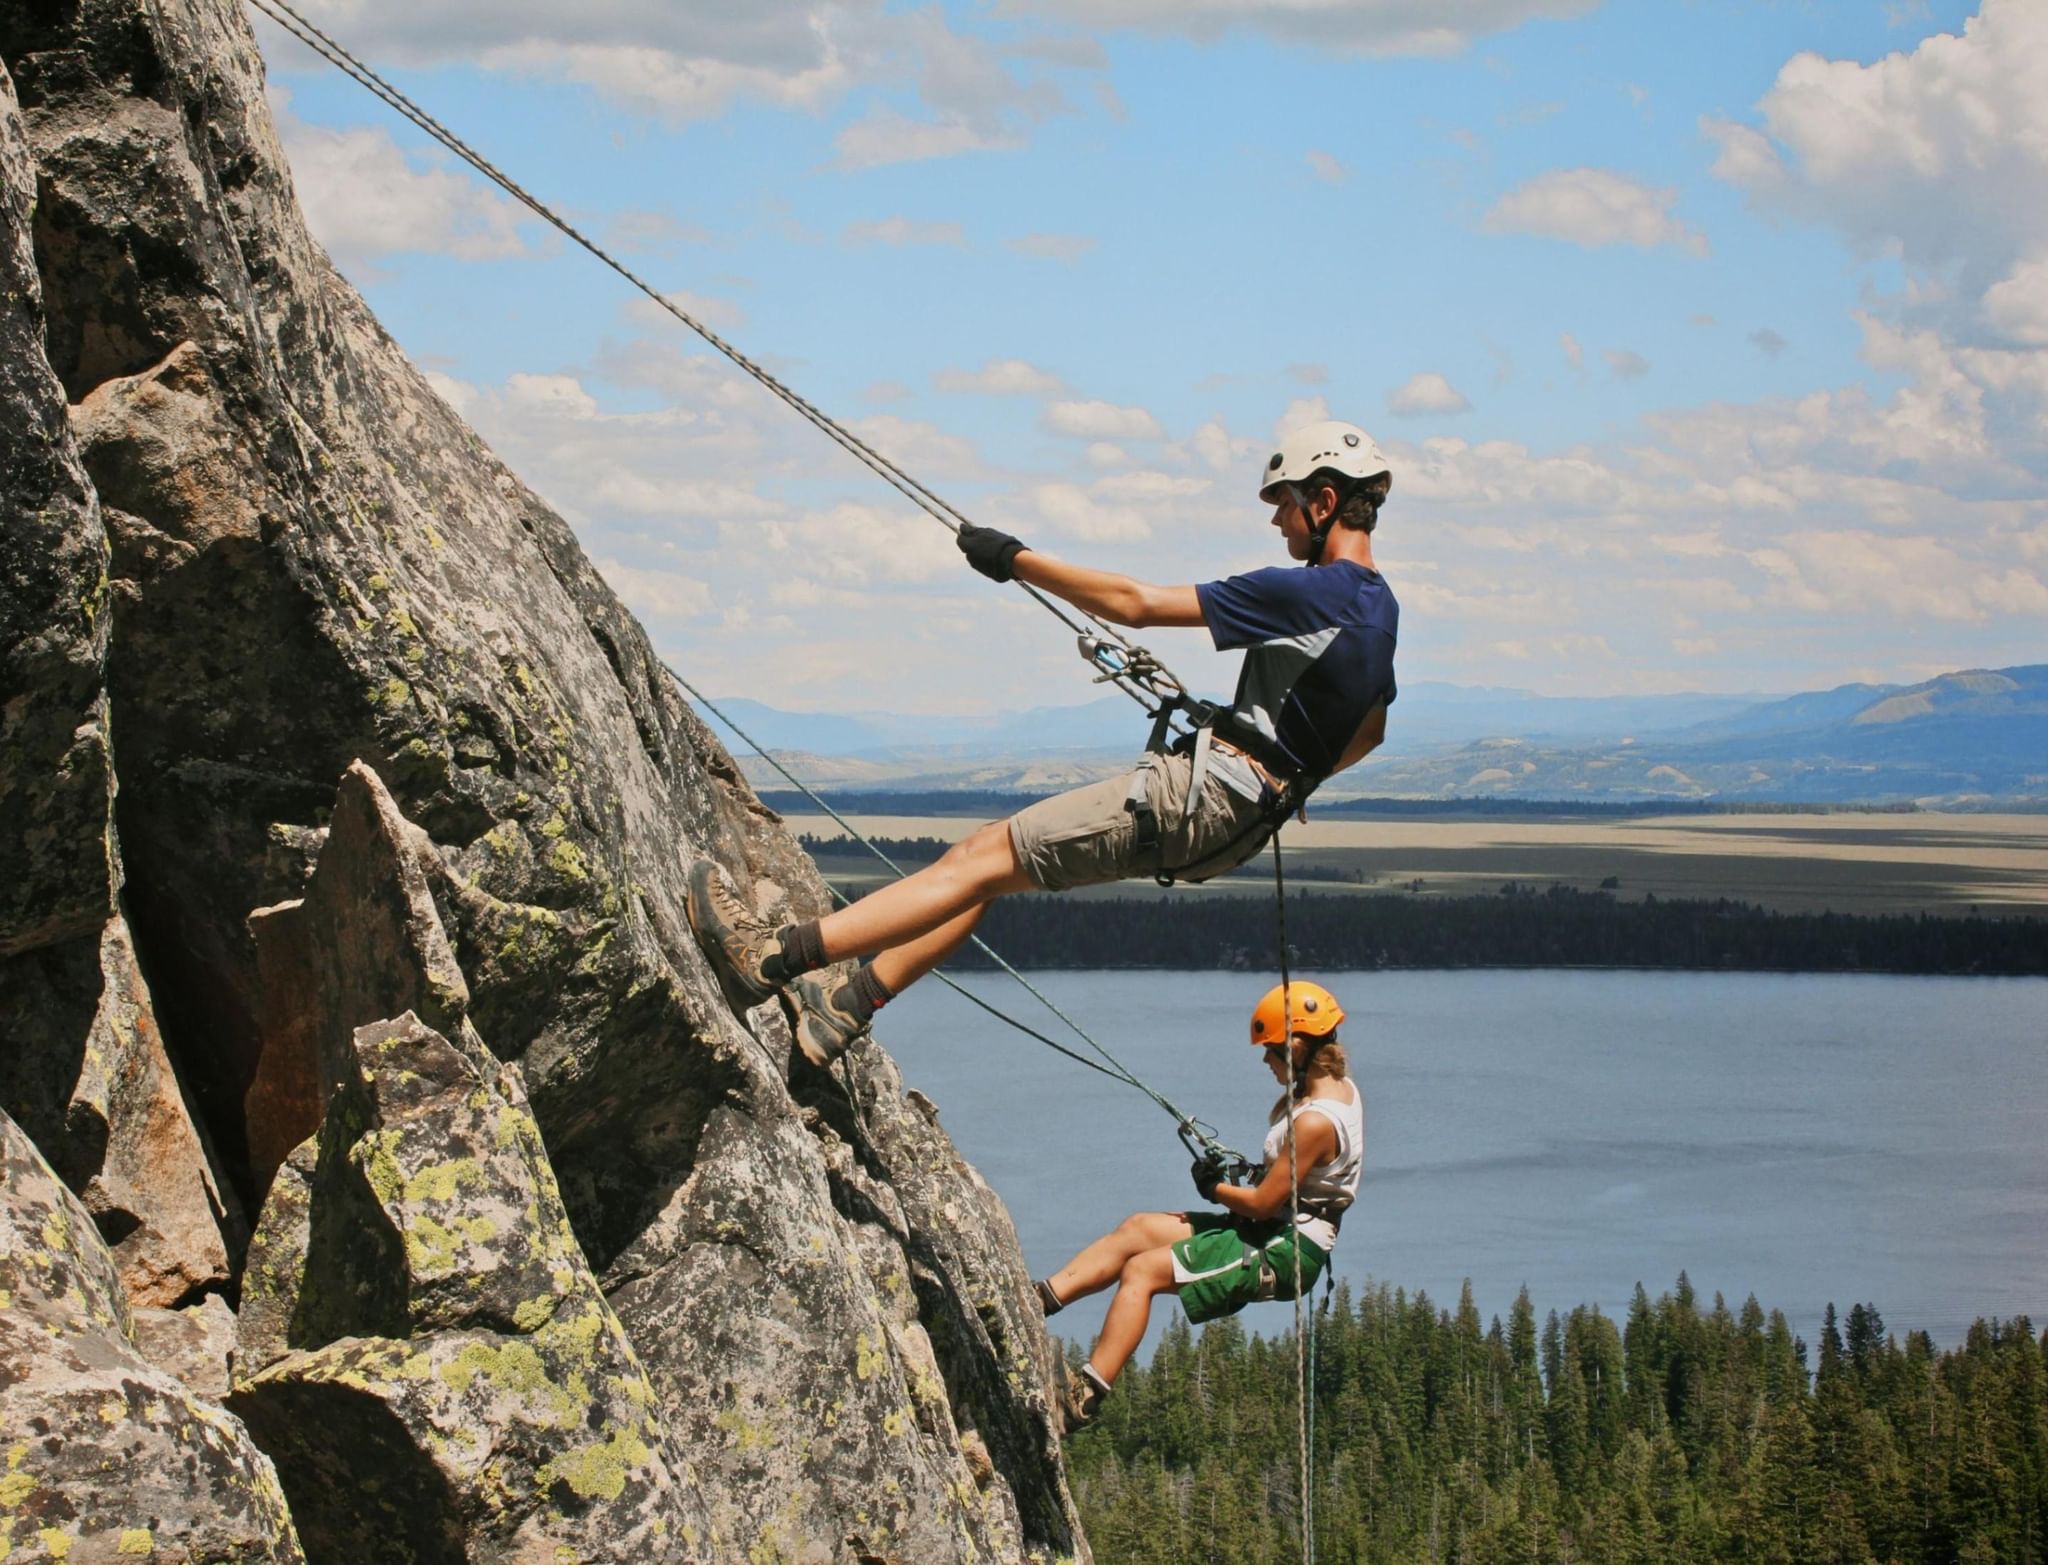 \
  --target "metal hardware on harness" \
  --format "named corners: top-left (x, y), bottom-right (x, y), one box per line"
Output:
top-left (1124, 690), bottom-right (1218, 884)
top-left (1077, 633), bottom-right (1188, 705)
top-left (1177, 1118), bottom-right (1254, 1181)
